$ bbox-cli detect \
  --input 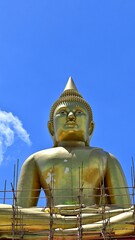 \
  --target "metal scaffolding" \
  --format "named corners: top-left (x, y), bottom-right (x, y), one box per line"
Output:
top-left (0, 159), bottom-right (135, 240)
